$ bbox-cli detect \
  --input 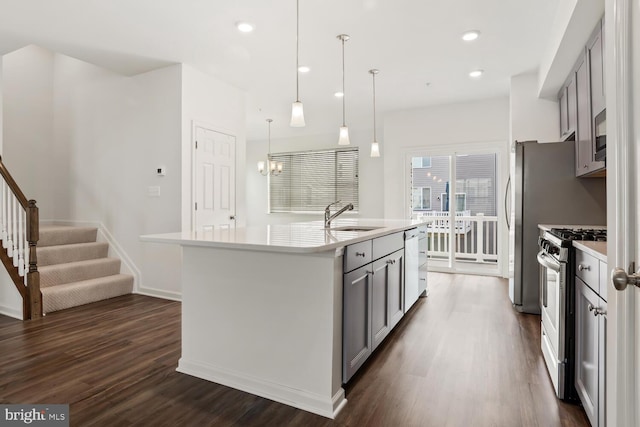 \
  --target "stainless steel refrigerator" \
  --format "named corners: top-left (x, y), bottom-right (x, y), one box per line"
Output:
top-left (507, 141), bottom-right (606, 314)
